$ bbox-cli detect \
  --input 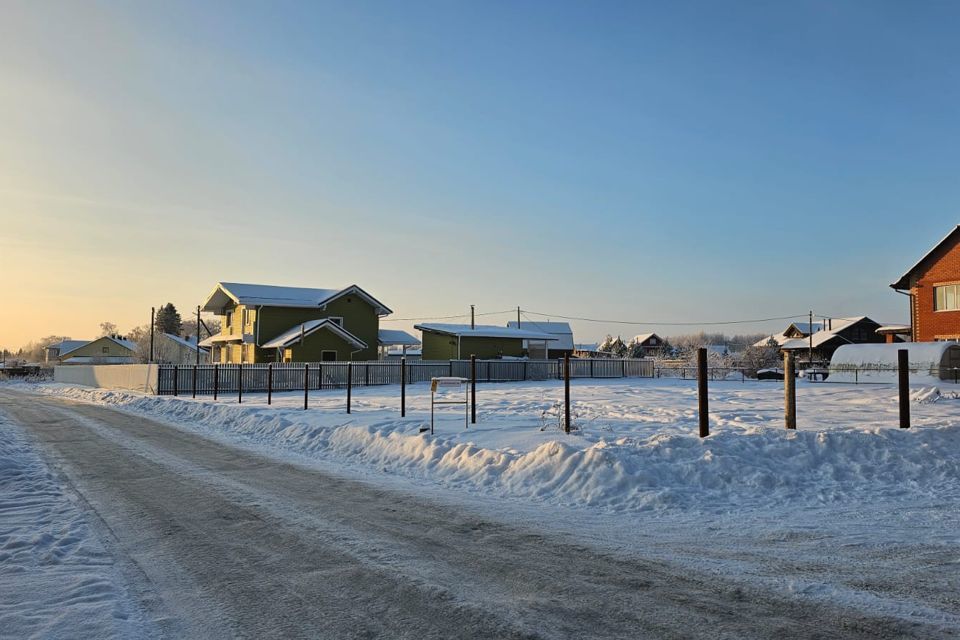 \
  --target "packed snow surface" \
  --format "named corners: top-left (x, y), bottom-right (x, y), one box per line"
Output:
top-left (27, 378), bottom-right (960, 515)
top-left (0, 410), bottom-right (144, 639)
